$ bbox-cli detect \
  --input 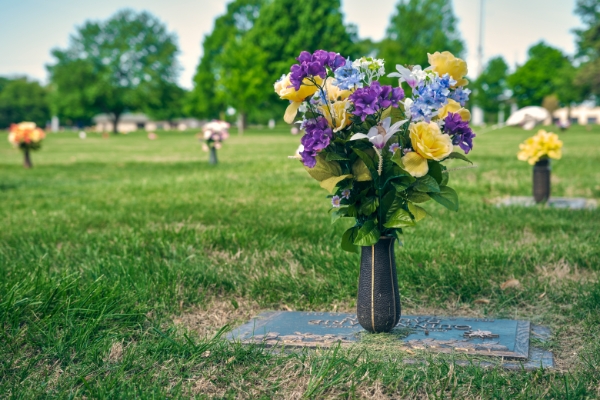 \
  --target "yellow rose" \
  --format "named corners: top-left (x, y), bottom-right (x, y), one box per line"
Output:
top-left (438, 99), bottom-right (471, 121)
top-left (401, 121), bottom-right (453, 177)
top-left (274, 73), bottom-right (322, 124)
top-left (319, 99), bottom-right (351, 132)
top-left (324, 79), bottom-right (352, 101)
top-left (517, 130), bottom-right (562, 164)
top-left (428, 51), bottom-right (468, 87)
